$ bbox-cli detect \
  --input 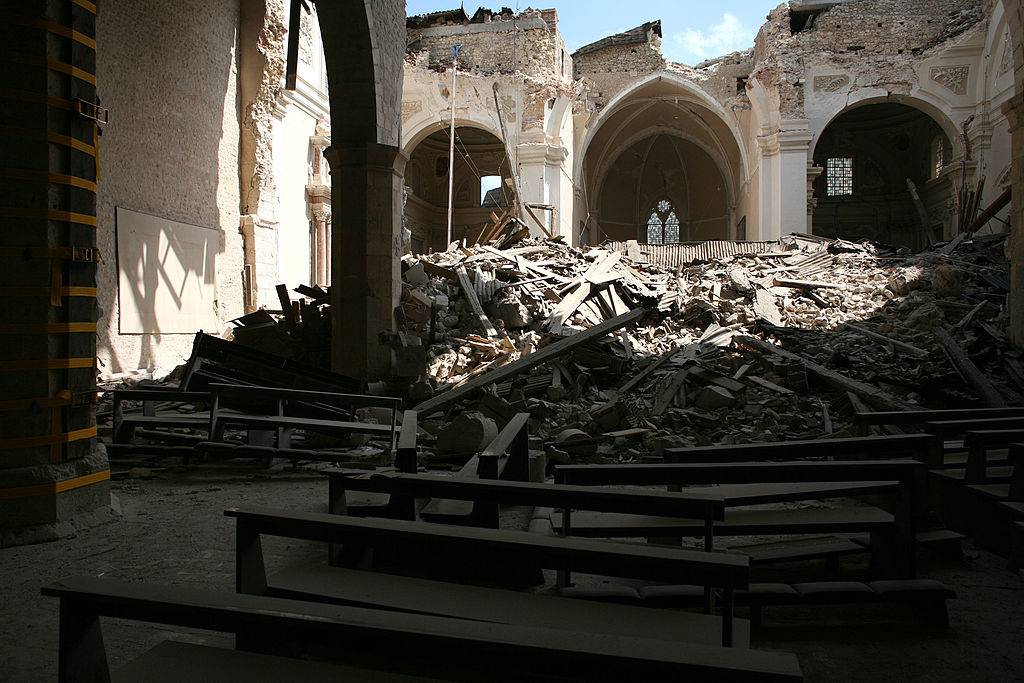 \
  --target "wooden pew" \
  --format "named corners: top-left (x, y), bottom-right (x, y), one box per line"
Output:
top-left (962, 429), bottom-right (1024, 484)
top-left (225, 506), bottom-right (750, 647)
top-left (43, 576), bottom-right (805, 681)
top-left (853, 407), bottom-right (1024, 437)
top-left (111, 389), bottom-right (212, 444)
top-left (554, 460), bottom-right (924, 579)
top-left (209, 383), bottom-right (402, 452)
top-left (663, 434), bottom-right (933, 465)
